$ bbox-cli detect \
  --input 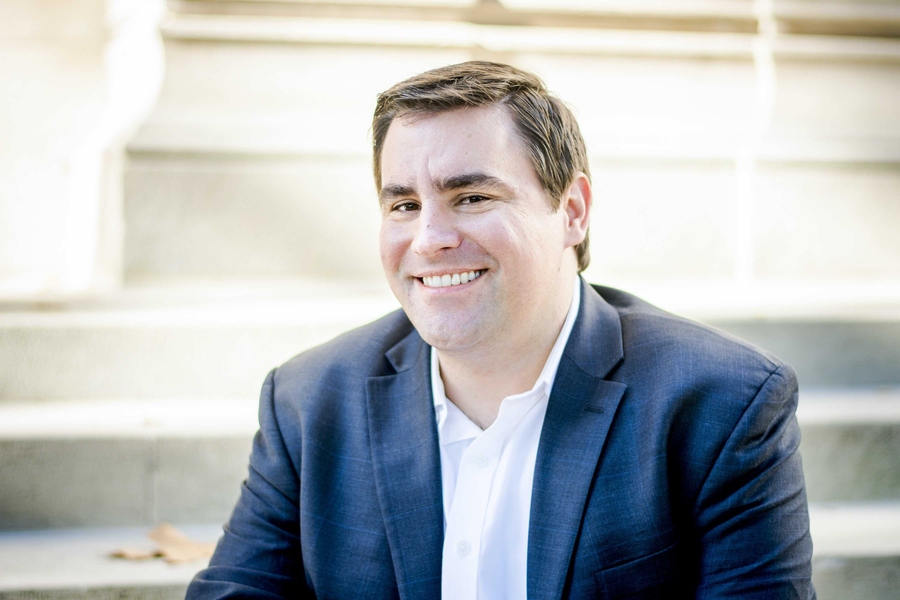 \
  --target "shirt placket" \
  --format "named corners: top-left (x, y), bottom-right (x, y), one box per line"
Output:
top-left (441, 425), bottom-right (505, 599)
